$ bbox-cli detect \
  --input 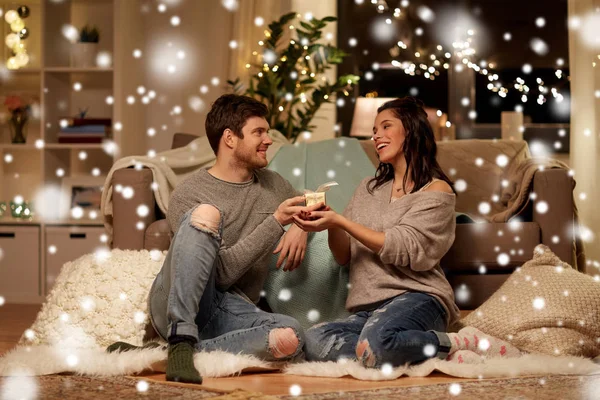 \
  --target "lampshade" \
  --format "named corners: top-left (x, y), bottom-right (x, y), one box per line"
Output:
top-left (350, 96), bottom-right (454, 141)
top-left (349, 97), bottom-right (395, 137)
